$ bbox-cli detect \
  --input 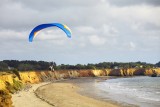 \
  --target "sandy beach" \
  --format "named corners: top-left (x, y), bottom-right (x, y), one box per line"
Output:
top-left (35, 83), bottom-right (120, 107)
top-left (12, 82), bottom-right (52, 107)
top-left (12, 78), bottom-right (121, 107)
